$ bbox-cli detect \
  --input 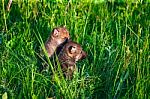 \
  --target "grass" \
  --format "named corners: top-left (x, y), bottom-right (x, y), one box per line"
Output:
top-left (0, 0), bottom-right (150, 99)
